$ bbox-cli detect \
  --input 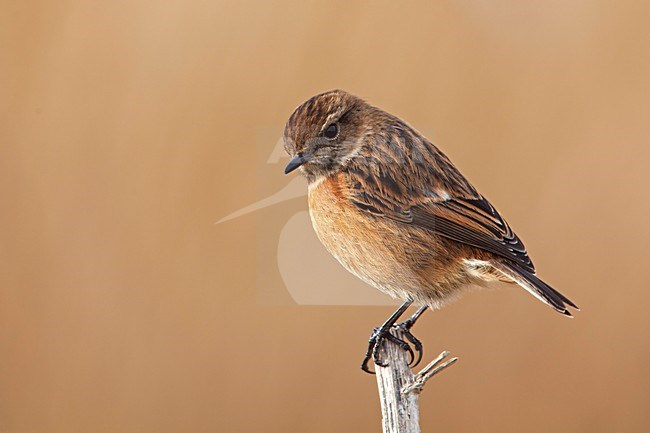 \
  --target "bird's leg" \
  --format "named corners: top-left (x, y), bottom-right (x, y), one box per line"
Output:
top-left (395, 305), bottom-right (427, 368)
top-left (361, 300), bottom-right (413, 374)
